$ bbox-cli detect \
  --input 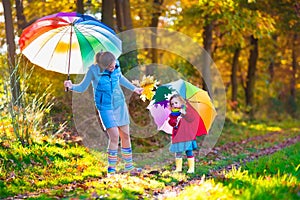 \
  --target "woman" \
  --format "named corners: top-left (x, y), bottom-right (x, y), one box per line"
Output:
top-left (64, 51), bottom-right (143, 175)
